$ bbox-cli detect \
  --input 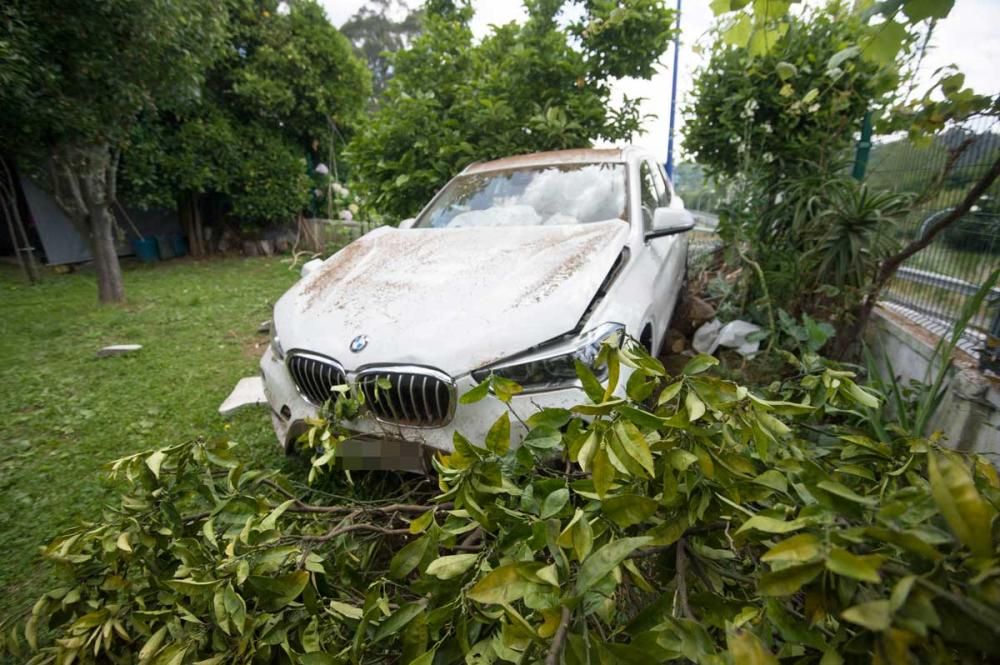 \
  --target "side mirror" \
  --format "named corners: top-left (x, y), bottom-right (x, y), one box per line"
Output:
top-left (398, 217), bottom-right (417, 230)
top-left (300, 258), bottom-right (323, 279)
top-left (647, 207), bottom-right (695, 240)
